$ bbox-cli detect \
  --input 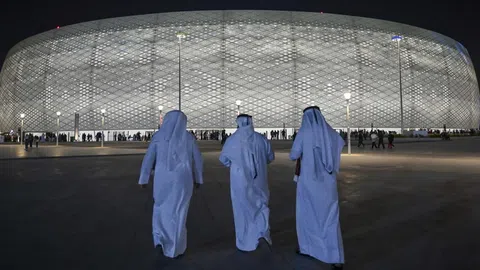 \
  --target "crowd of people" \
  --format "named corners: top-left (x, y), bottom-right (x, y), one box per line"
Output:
top-left (81, 133), bottom-right (93, 142)
top-left (21, 132), bottom-right (68, 150)
top-left (339, 128), bottom-right (480, 139)
top-left (192, 130), bottom-right (222, 140)
top-left (22, 133), bottom-right (38, 150)
top-left (338, 127), bottom-right (480, 149)
top-left (425, 128), bottom-right (478, 136)
top-left (138, 106), bottom-right (345, 269)
top-left (78, 132), bottom-right (153, 142)
top-left (268, 129), bottom-right (288, 140)
top-left (339, 129), bottom-right (397, 149)
top-left (10, 126), bottom-right (477, 146)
